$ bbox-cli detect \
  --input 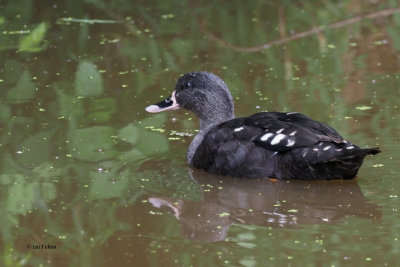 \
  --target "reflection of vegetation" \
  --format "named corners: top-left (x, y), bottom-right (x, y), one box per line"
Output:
top-left (196, 7), bottom-right (400, 52)
top-left (0, 0), bottom-right (399, 266)
top-left (18, 22), bottom-right (48, 52)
